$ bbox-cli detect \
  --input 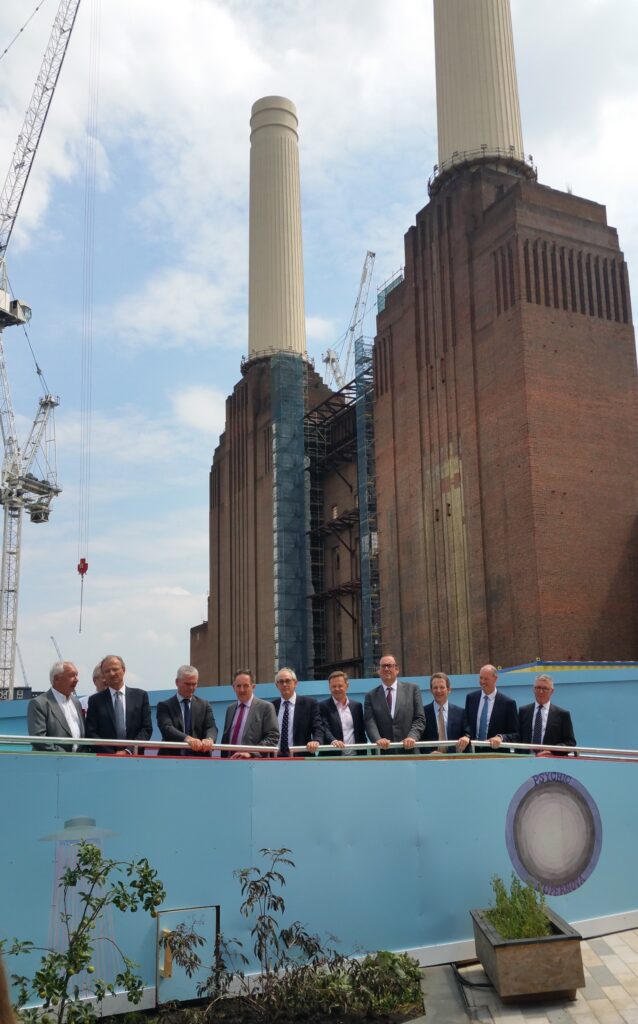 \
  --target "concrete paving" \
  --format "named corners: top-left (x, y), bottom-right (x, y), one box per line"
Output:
top-left (417, 929), bottom-right (638, 1023)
